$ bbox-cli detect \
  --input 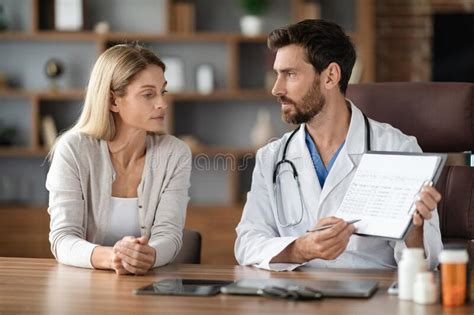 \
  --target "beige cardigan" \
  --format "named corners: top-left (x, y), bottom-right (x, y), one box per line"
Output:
top-left (46, 131), bottom-right (191, 269)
